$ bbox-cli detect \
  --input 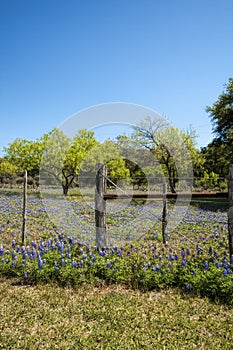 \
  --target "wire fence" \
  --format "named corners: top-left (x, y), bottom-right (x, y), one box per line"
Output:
top-left (0, 170), bottom-right (231, 259)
